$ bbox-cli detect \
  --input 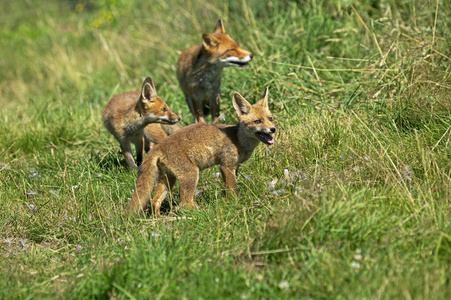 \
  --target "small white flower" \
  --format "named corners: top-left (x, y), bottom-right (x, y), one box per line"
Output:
top-left (268, 179), bottom-right (277, 191)
top-left (28, 204), bottom-right (37, 213)
top-left (272, 189), bottom-right (287, 196)
top-left (218, 113), bottom-right (226, 122)
top-left (354, 248), bottom-right (363, 261)
top-left (278, 280), bottom-right (290, 290)
top-left (28, 168), bottom-right (40, 180)
top-left (350, 261), bottom-right (360, 269)
top-left (265, 147), bottom-right (271, 156)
